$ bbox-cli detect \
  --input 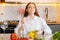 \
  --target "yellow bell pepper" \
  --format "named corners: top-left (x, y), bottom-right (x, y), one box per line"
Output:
top-left (28, 30), bottom-right (38, 39)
